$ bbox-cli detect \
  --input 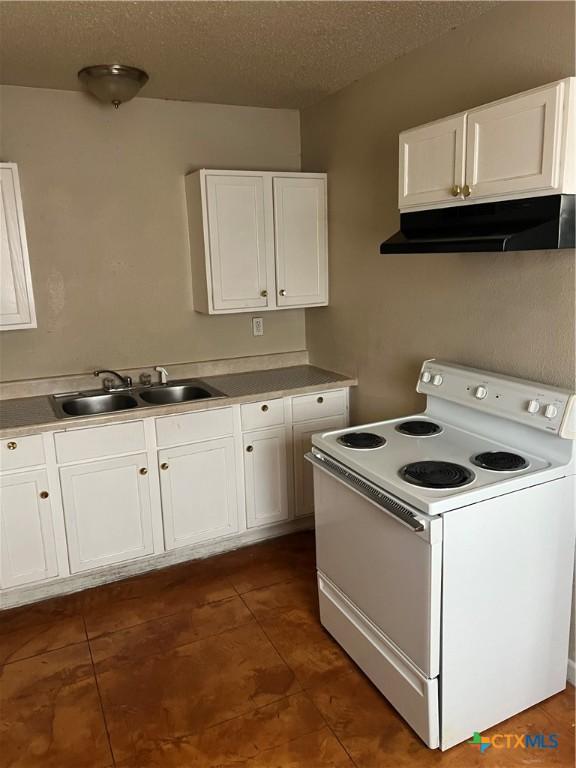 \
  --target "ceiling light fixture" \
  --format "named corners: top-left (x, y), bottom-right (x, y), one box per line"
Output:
top-left (77, 64), bottom-right (149, 108)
